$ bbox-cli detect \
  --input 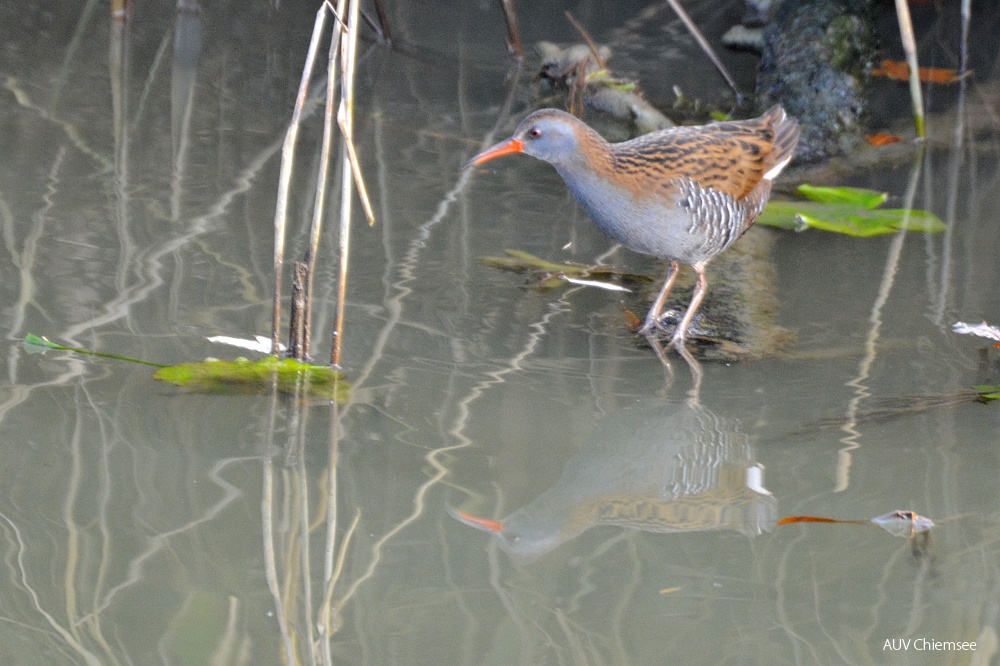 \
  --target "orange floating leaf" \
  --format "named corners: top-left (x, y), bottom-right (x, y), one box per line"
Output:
top-left (620, 302), bottom-right (642, 331)
top-left (872, 60), bottom-right (908, 80)
top-left (872, 59), bottom-right (970, 84)
top-left (919, 66), bottom-right (969, 84)
top-left (866, 133), bottom-right (904, 147)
